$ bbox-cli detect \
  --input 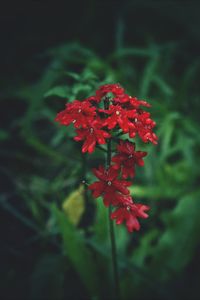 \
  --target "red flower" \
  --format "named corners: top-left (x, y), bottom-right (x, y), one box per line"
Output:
top-left (55, 100), bottom-right (96, 128)
top-left (96, 84), bottom-right (125, 101)
top-left (112, 93), bottom-right (130, 104)
top-left (55, 83), bottom-right (158, 233)
top-left (85, 95), bottom-right (99, 103)
top-left (113, 94), bottom-right (151, 107)
top-left (111, 200), bottom-right (150, 233)
top-left (129, 97), bottom-right (151, 109)
top-left (112, 140), bottom-right (147, 178)
top-left (101, 105), bottom-right (137, 133)
top-left (88, 165), bottom-right (131, 206)
top-left (103, 192), bottom-right (129, 207)
top-left (74, 120), bottom-right (110, 153)
top-left (128, 111), bottom-right (158, 144)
